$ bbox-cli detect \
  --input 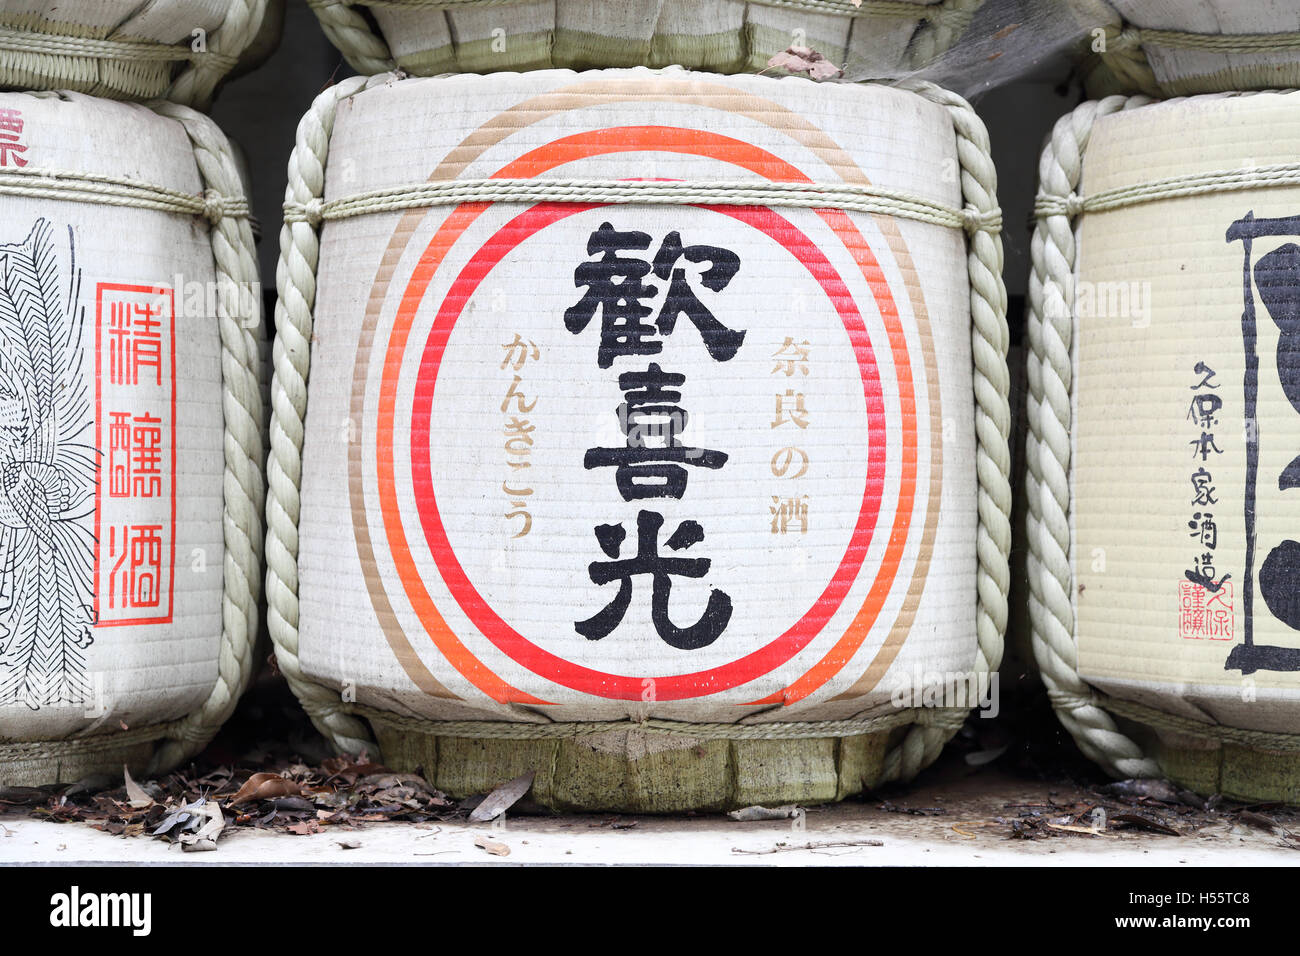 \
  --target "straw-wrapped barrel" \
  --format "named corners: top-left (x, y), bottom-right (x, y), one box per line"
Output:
top-left (0, 0), bottom-right (276, 108)
top-left (268, 67), bottom-right (1009, 811)
top-left (1029, 89), bottom-right (1300, 801)
top-left (308, 0), bottom-right (983, 78)
top-left (0, 89), bottom-right (264, 785)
